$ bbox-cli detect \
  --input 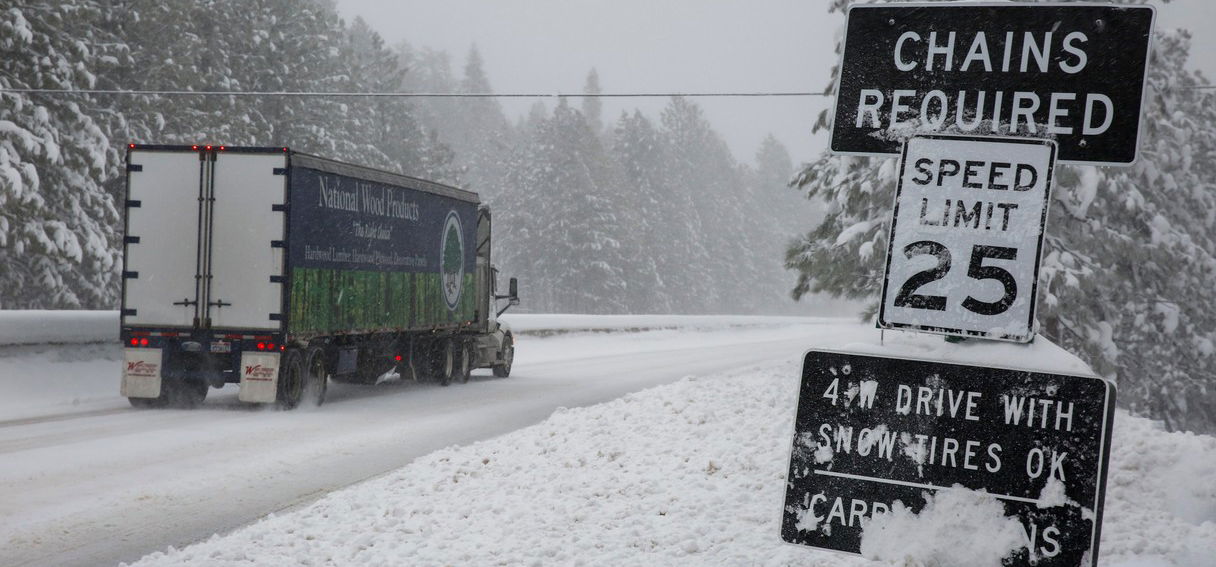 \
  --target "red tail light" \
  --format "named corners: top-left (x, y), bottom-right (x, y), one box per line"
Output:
top-left (129, 338), bottom-right (138, 346)
top-left (267, 343), bottom-right (275, 350)
top-left (394, 355), bottom-right (403, 362)
top-left (256, 342), bottom-right (266, 350)
top-left (139, 338), bottom-right (149, 347)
